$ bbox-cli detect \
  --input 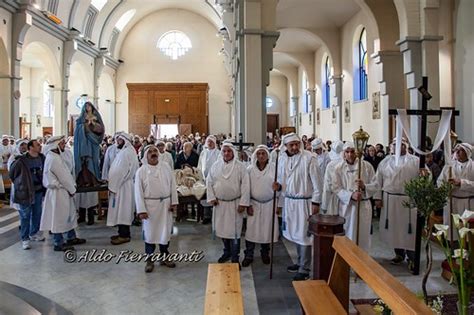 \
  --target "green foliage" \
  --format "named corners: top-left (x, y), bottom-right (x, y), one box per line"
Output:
top-left (403, 174), bottom-right (451, 219)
